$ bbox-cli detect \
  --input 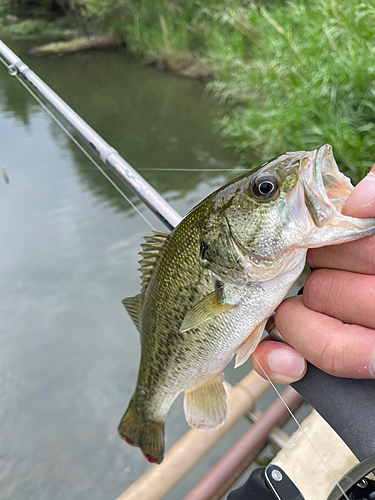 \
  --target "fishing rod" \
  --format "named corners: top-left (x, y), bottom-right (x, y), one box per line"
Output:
top-left (0, 40), bottom-right (181, 231)
top-left (227, 365), bottom-right (375, 500)
top-left (1, 40), bottom-right (374, 500)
